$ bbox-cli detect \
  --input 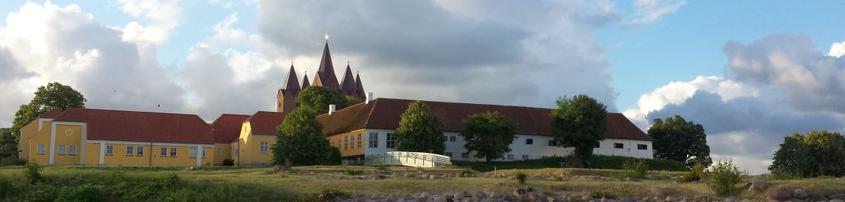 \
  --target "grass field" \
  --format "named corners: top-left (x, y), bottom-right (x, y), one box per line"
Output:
top-left (1, 165), bottom-right (844, 201)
